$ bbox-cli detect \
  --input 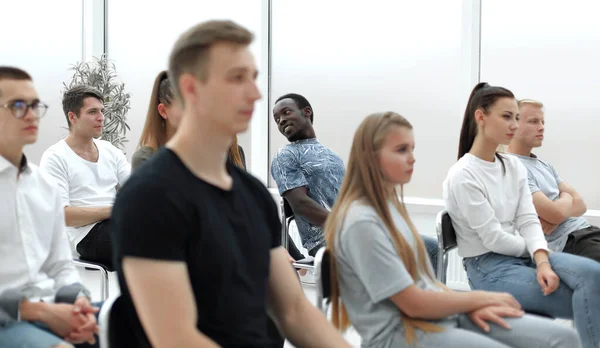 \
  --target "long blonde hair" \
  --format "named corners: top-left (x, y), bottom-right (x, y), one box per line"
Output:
top-left (228, 135), bottom-right (245, 169)
top-left (324, 112), bottom-right (445, 344)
